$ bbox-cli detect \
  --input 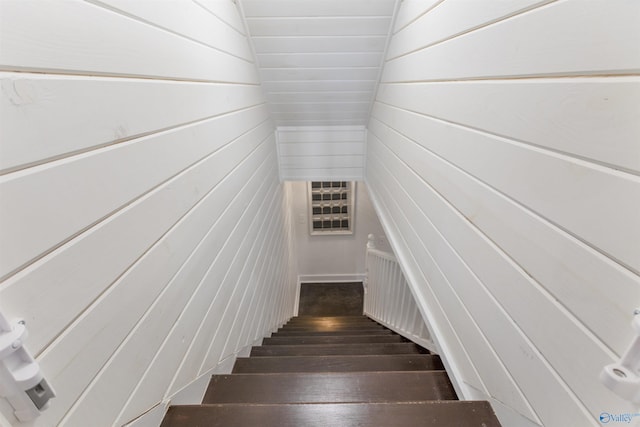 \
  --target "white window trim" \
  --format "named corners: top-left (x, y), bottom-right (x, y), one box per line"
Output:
top-left (307, 181), bottom-right (356, 236)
